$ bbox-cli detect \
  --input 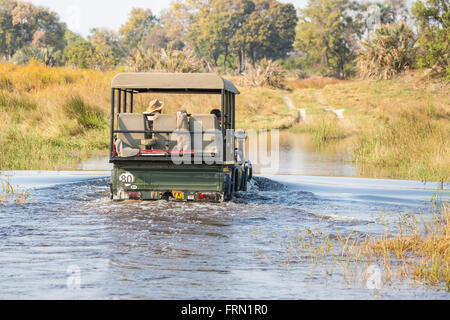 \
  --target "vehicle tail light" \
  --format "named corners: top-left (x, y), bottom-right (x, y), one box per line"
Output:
top-left (197, 193), bottom-right (217, 201)
top-left (126, 192), bottom-right (141, 200)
